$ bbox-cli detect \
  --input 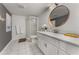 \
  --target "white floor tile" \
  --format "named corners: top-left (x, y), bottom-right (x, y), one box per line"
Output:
top-left (1, 39), bottom-right (43, 55)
